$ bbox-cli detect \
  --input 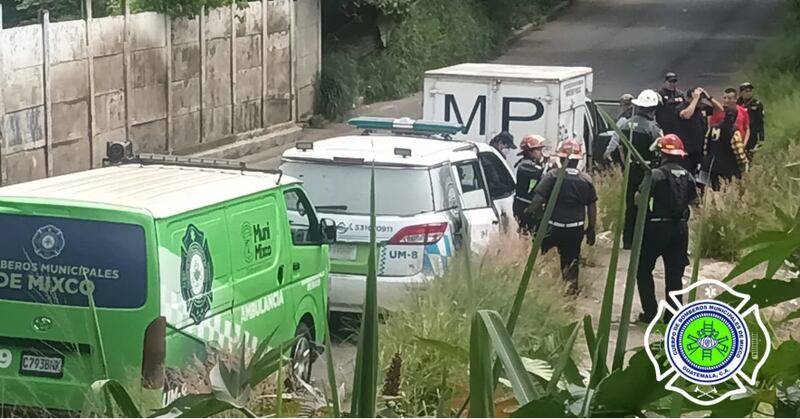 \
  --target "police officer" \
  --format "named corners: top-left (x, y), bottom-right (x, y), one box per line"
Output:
top-left (737, 82), bottom-right (765, 152)
top-left (489, 131), bottom-right (516, 156)
top-left (525, 139), bottom-right (597, 295)
top-left (656, 72), bottom-right (685, 135)
top-left (513, 134), bottom-right (549, 234)
top-left (622, 89), bottom-right (663, 249)
top-left (636, 134), bottom-right (698, 323)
